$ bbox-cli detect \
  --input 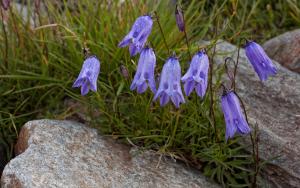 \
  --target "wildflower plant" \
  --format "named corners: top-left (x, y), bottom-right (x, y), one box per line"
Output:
top-left (114, 3), bottom-right (276, 187)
